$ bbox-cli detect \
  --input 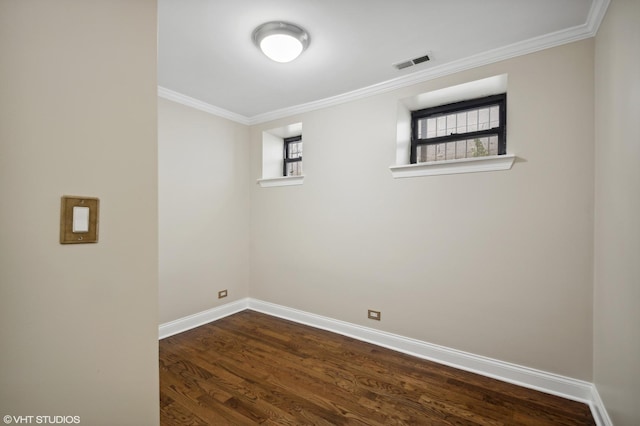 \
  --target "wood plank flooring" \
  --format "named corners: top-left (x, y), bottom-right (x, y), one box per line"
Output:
top-left (159, 310), bottom-right (595, 425)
